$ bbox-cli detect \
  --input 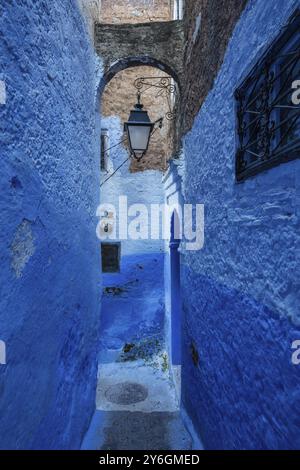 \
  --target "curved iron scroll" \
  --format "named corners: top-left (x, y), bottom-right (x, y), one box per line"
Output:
top-left (134, 76), bottom-right (177, 120)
